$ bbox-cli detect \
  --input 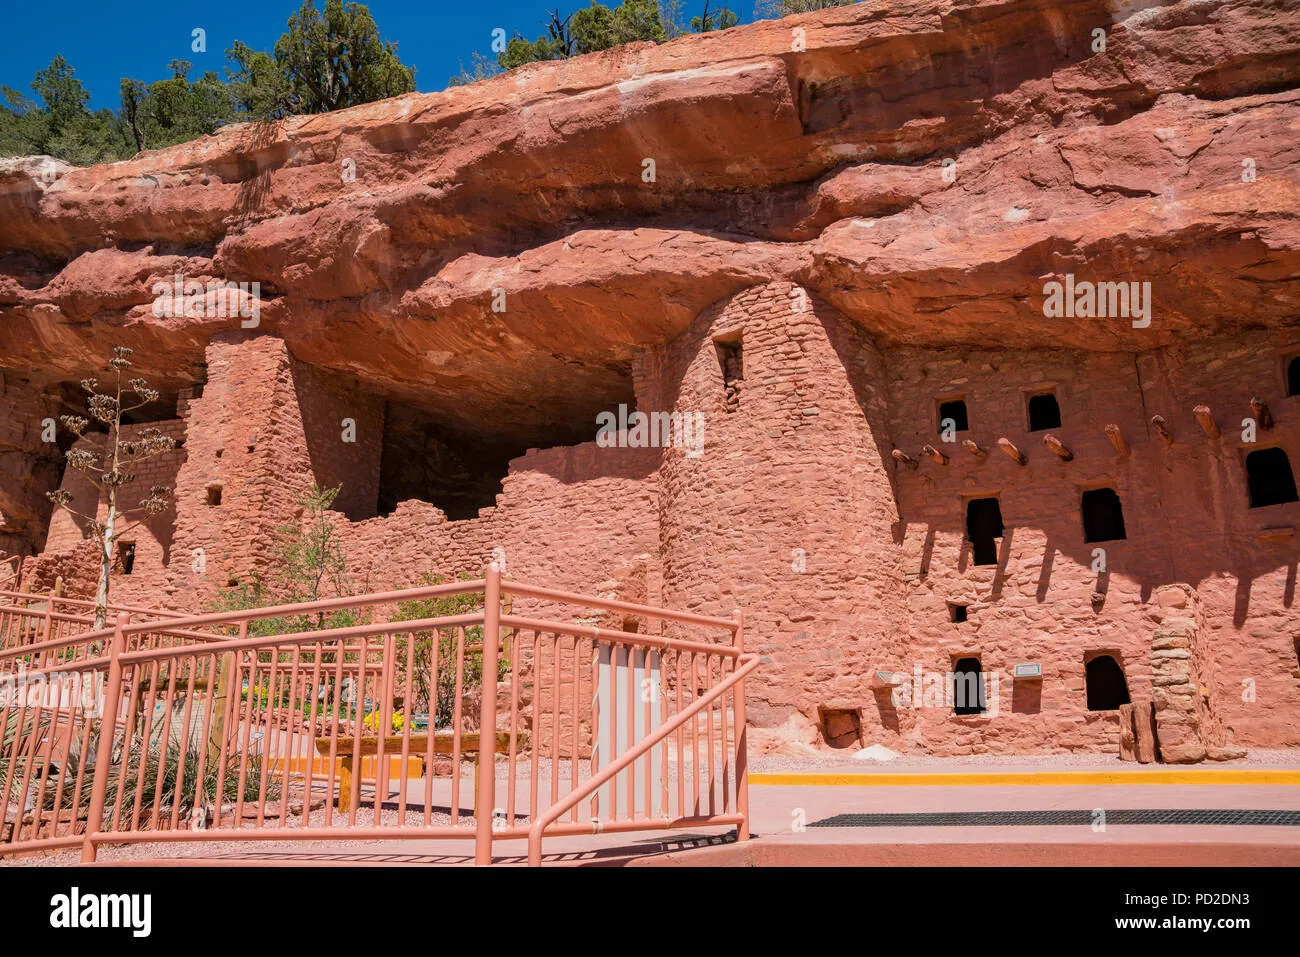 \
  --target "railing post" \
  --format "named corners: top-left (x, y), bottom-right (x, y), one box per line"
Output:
top-left (733, 609), bottom-right (749, 842)
top-left (475, 563), bottom-right (502, 865)
top-left (81, 613), bottom-right (128, 863)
